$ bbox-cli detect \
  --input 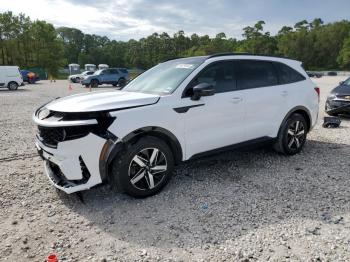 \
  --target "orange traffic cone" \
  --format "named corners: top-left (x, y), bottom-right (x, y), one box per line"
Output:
top-left (47, 254), bottom-right (58, 262)
top-left (68, 83), bottom-right (73, 91)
